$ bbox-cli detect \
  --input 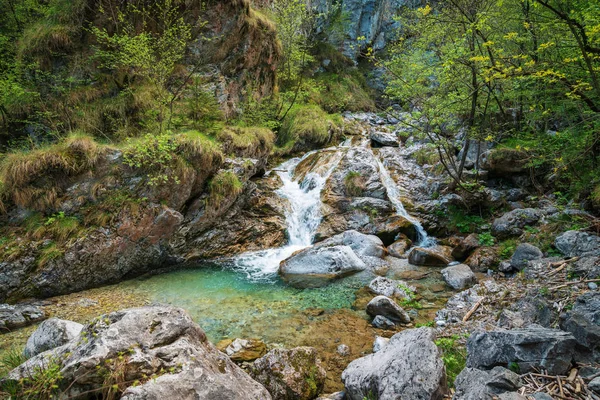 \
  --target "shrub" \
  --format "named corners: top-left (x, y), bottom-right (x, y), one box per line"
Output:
top-left (435, 336), bottom-right (467, 387)
top-left (413, 146), bottom-right (440, 166)
top-left (344, 171), bottom-right (365, 197)
top-left (478, 232), bottom-right (495, 246)
top-left (123, 133), bottom-right (179, 186)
